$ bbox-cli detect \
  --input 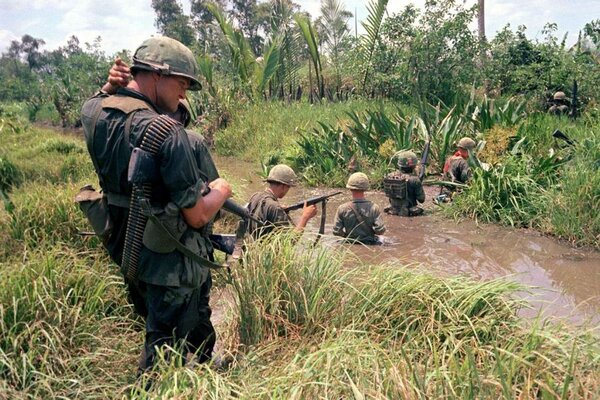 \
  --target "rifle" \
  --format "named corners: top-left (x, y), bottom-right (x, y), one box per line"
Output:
top-left (283, 191), bottom-right (342, 245)
top-left (552, 129), bottom-right (575, 146)
top-left (209, 234), bottom-right (236, 255)
top-left (570, 79), bottom-right (578, 120)
top-left (195, 168), bottom-right (262, 225)
top-left (282, 191), bottom-right (342, 212)
top-left (418, 140), bottom-right (431, 181)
